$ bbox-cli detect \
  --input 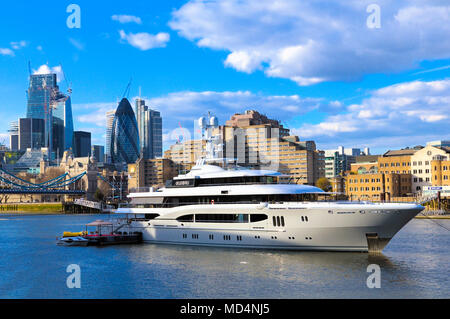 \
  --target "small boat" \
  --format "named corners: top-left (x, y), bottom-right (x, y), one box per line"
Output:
top-left (57, 220), bottom-right (142, 246)
top-left (57, 236), bottom-right (89, 246)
